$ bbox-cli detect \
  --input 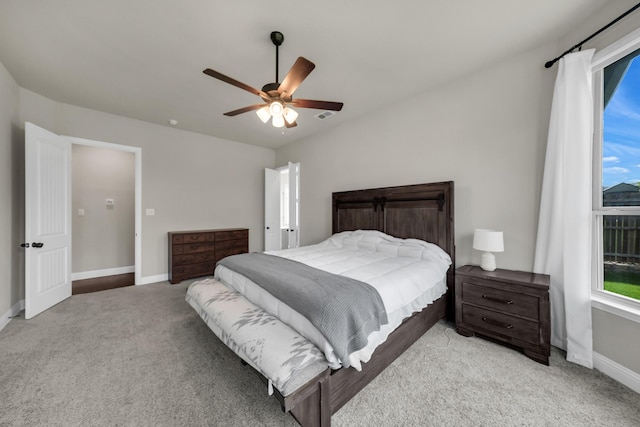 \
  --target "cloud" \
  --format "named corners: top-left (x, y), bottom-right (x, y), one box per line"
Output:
top-left (603, 141), bottom-right (640, 158)
top-left (603, 166), bottom-right (630, 174)
top-left (603, 156), bottom-right (619, 163)
top-left (606, 86), bottom-right (640, 121)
